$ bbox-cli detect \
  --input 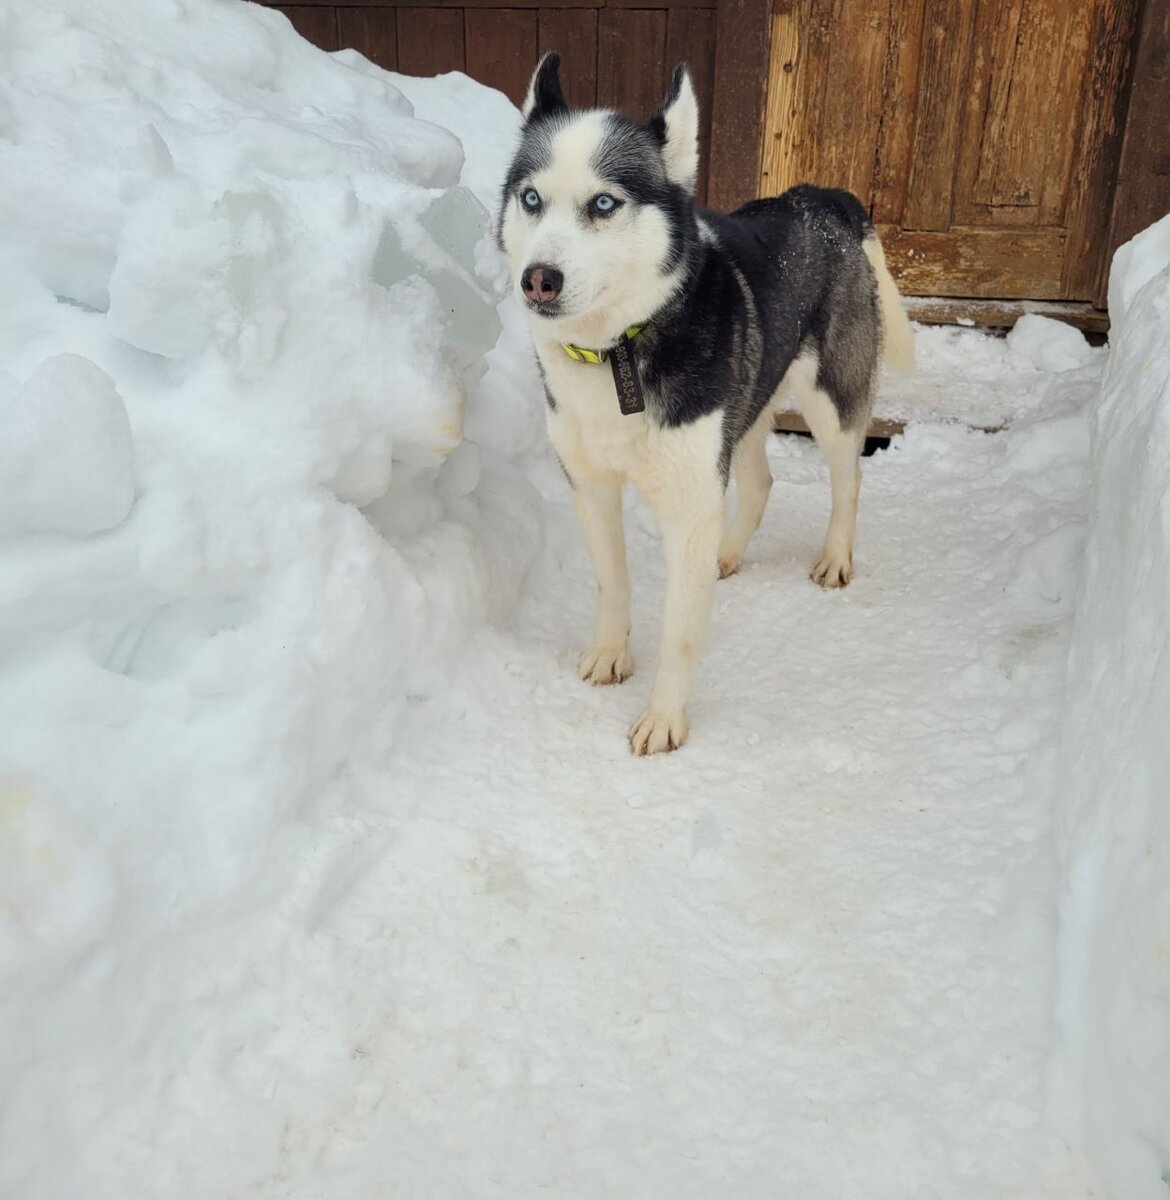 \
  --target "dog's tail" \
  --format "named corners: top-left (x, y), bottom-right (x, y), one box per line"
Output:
top-left (863, 231), bottom-right (915, 375)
